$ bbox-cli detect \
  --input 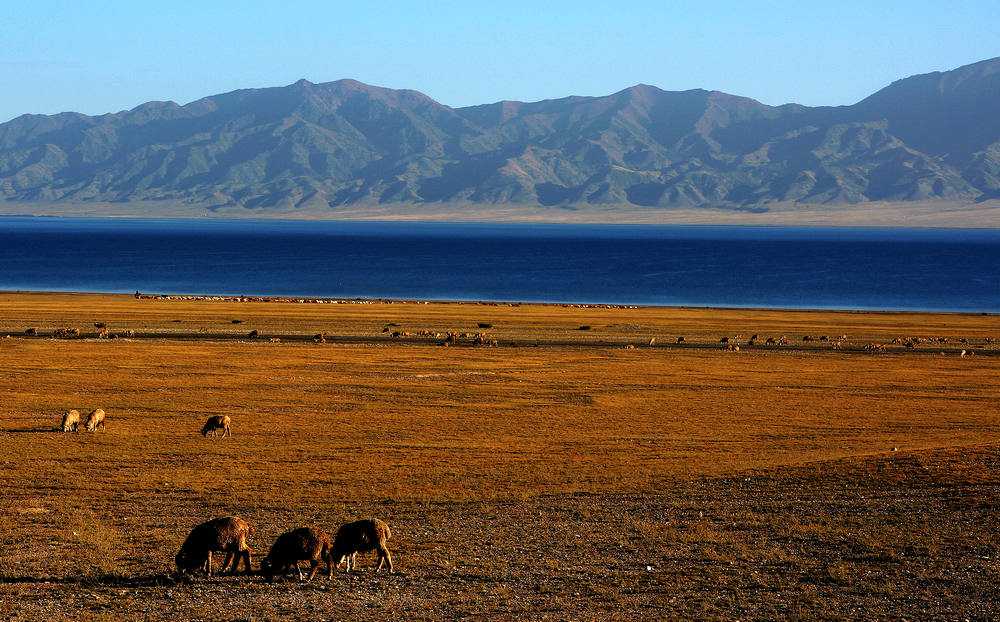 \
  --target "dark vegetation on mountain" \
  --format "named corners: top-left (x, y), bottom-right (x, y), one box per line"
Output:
top-left (2, 58), bottom-right (999, 211)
